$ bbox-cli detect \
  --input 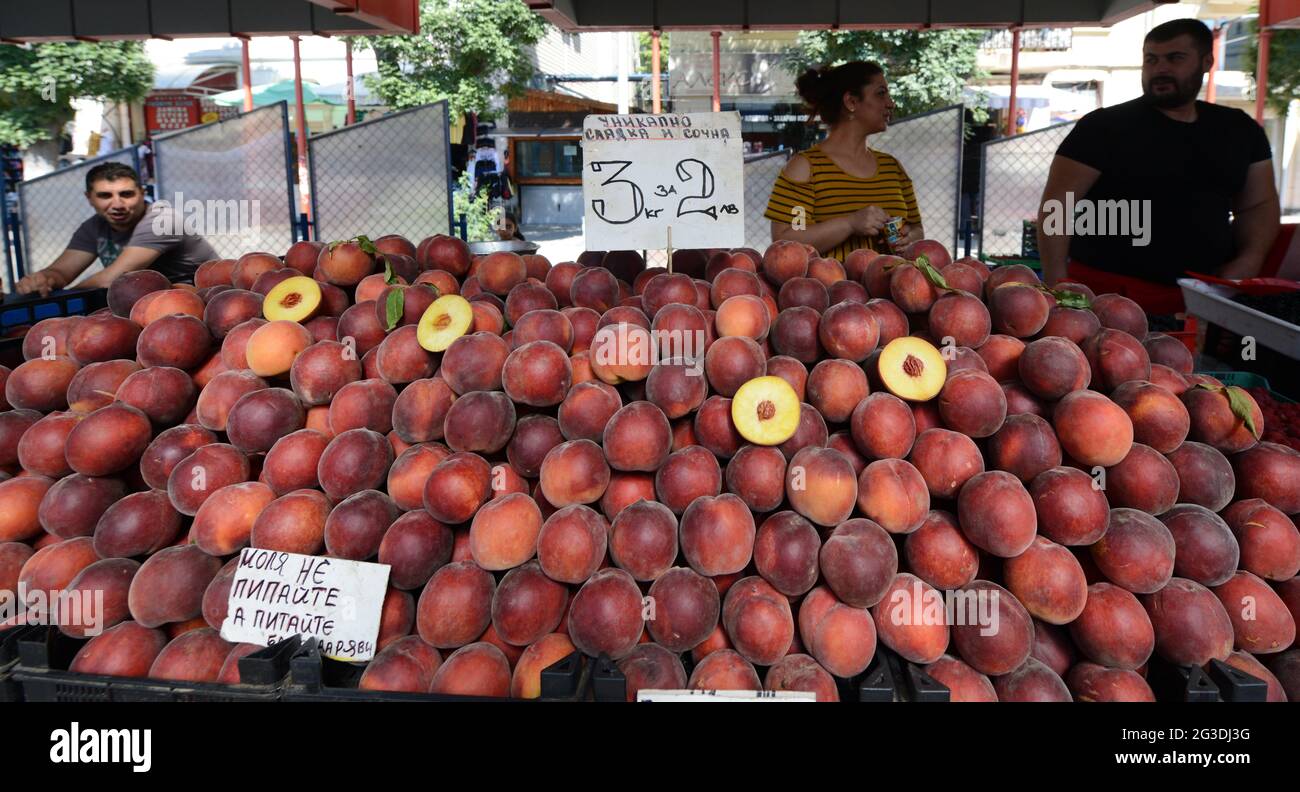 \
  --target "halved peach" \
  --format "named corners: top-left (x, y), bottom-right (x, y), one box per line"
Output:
top-left (878, 337), bottom-right (946, 401)
top-left (263, 276), bottom-right (322, 323)
top-left (417, 294), bottom-right (474, 352)
top-left (731, 376), bottom-right (800, 446)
